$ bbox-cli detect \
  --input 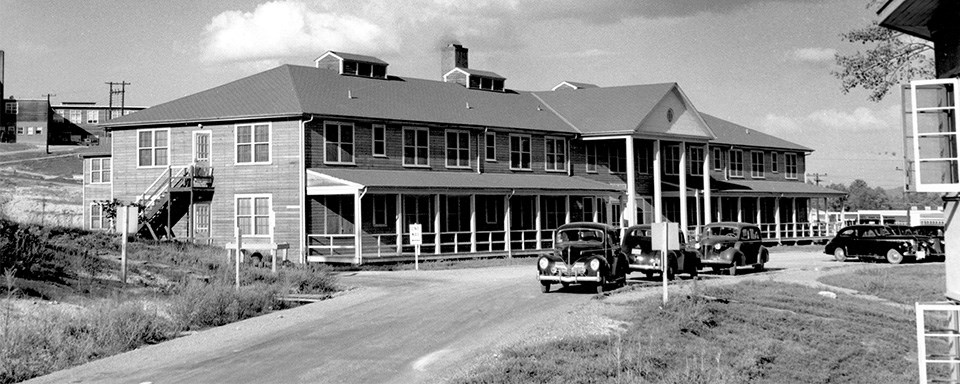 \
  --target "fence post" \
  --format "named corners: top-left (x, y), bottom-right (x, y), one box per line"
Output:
top-left (235, 226), bottom-right (242, 291)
